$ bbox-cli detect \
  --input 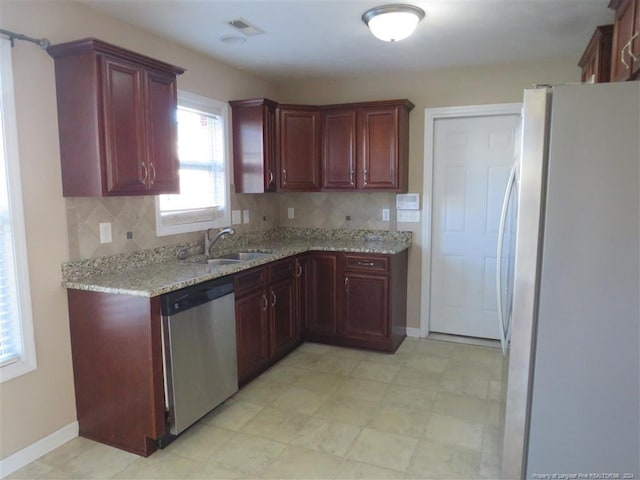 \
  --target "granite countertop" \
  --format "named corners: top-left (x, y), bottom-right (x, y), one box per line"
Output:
top-left (62, 228), bottom-right (411, 297)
